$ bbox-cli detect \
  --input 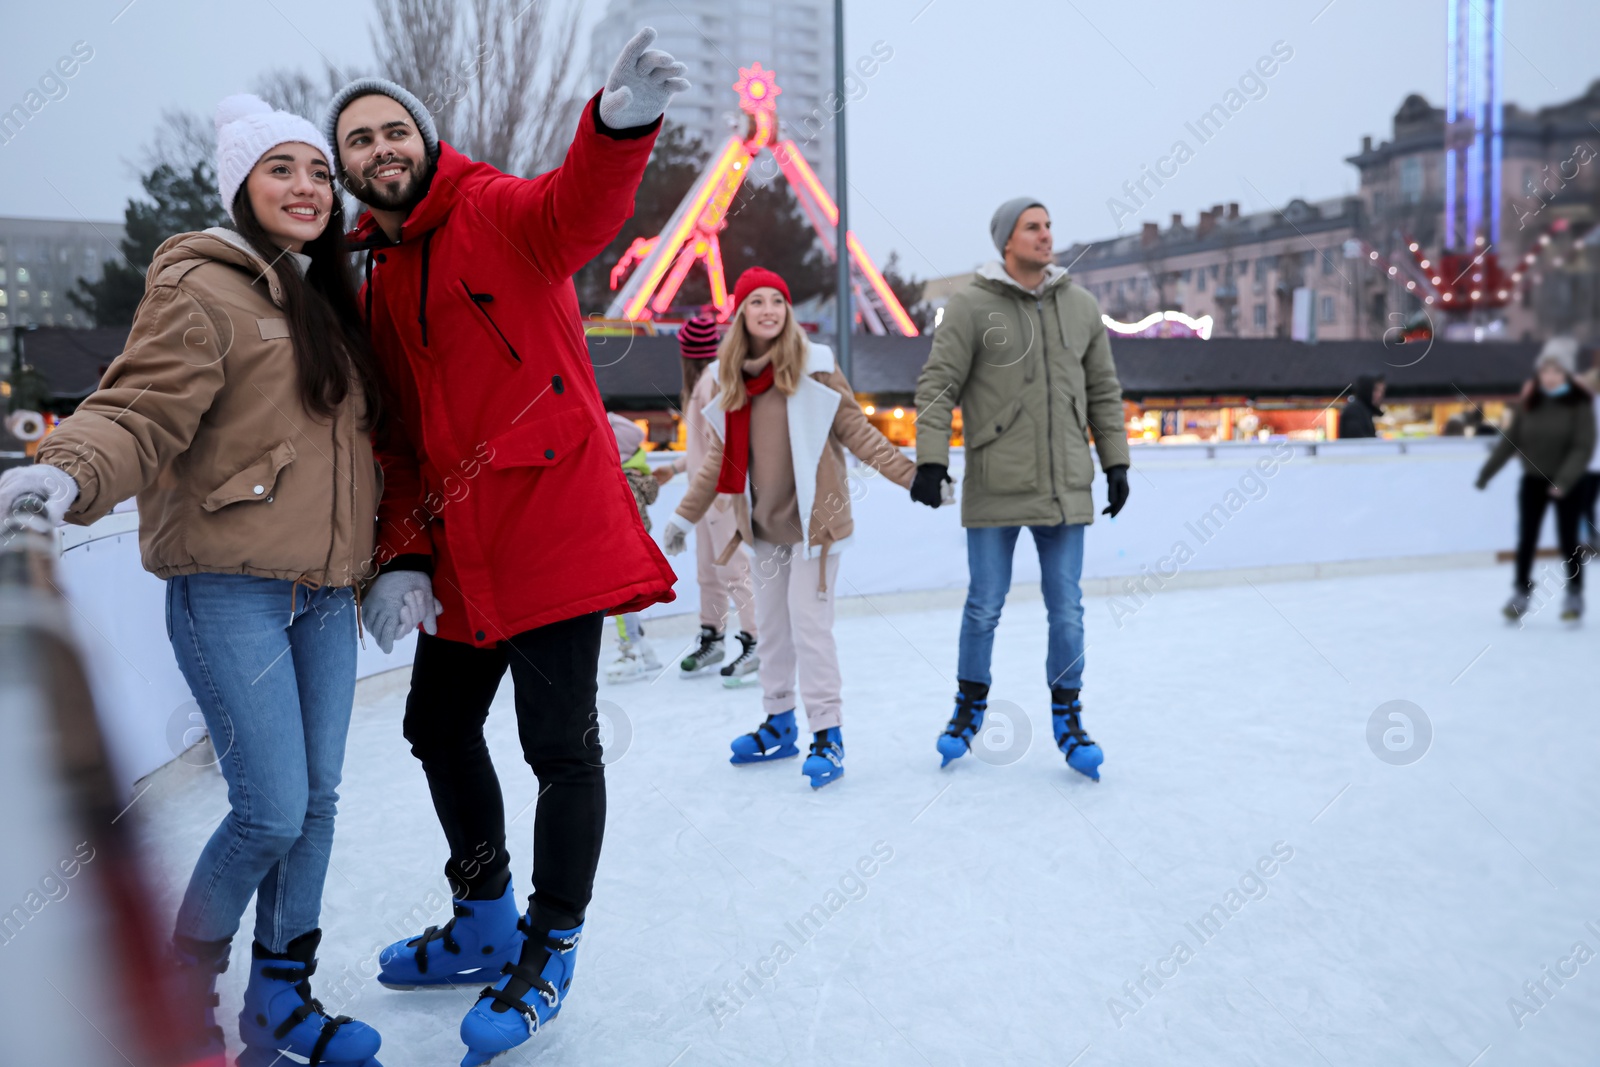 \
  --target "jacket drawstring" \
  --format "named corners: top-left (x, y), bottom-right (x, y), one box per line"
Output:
top-left (816, 541), bottom-right (830, 598)
top-left (352, 579), bottom-right (366, 650)
top-left (363, 249), bottom-right (374, 326)
top-left (417, 230), bottom-right (434, 347)
top-left (289, 575), bottom-right (322, 622)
